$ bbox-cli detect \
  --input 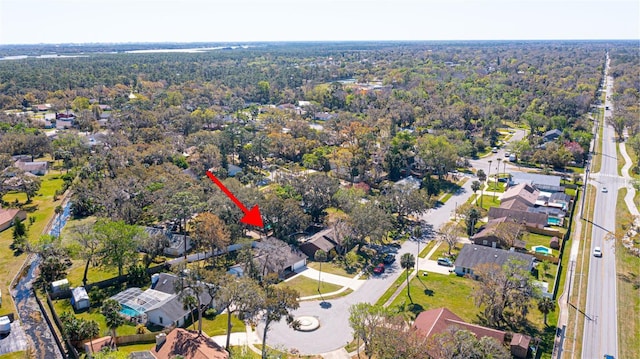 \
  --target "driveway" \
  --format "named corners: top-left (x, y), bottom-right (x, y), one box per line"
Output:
top-left (257, 133), bottom-right (527, 356)
top-left (0, 321), bottom-right (28, 355)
